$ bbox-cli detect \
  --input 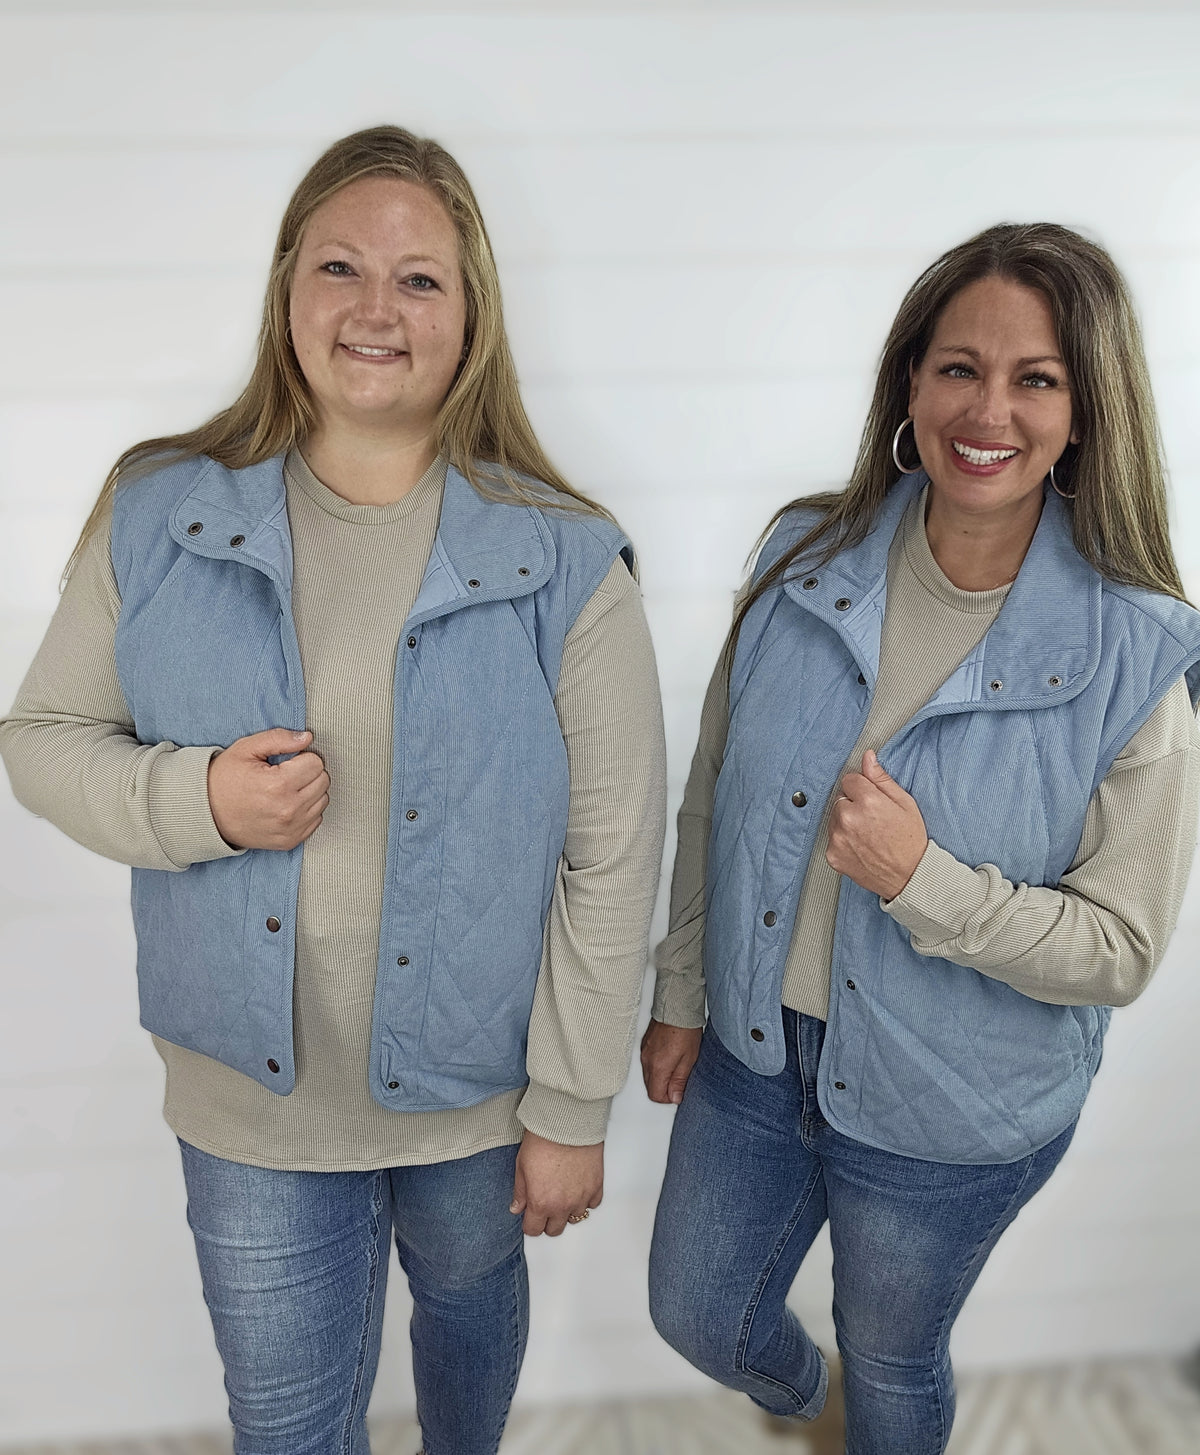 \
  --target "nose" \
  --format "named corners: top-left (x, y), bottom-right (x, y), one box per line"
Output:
top-left (968, 372), bottom-right (1011, 432)
top-left (353, 276), bottom-right (401, 329)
